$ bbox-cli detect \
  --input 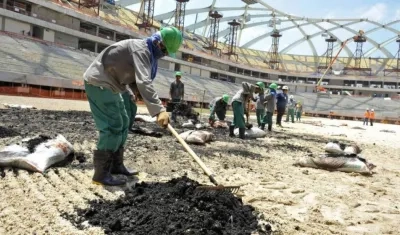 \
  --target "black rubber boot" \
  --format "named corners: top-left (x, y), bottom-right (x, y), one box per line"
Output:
top-left (92, 150), bottom-right (126, 186)
top-left (111, 147), bottom-right (138, 176)
top-left (239, 128), bottom-right (246, 139)
top-left (268, 124), bottom-right (272, 132)
top-left (260, 123), bottom-right (265, 130)
top-left (229, 125), bottom-right (235, 137)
